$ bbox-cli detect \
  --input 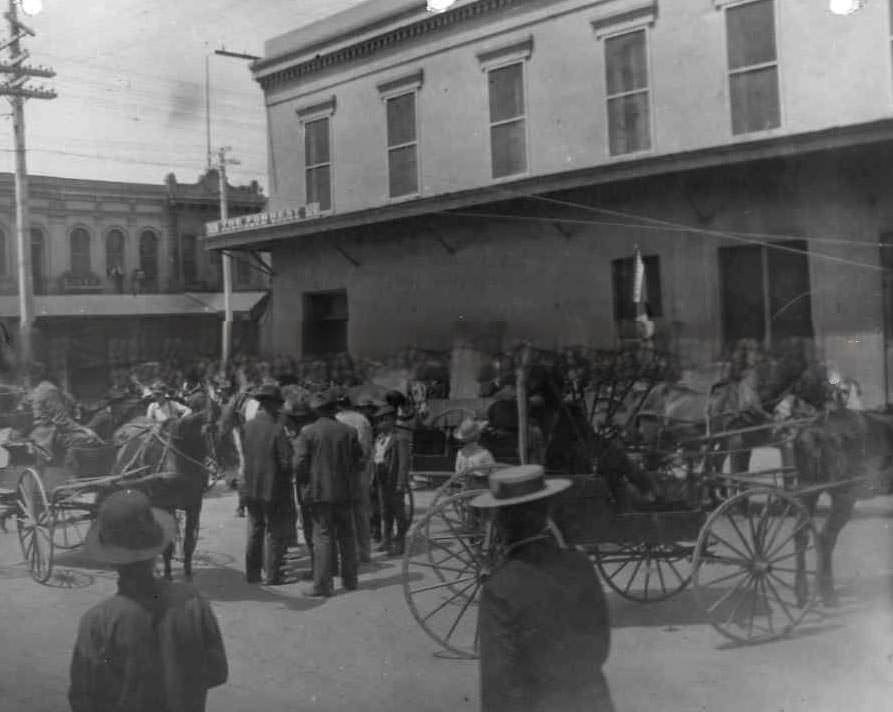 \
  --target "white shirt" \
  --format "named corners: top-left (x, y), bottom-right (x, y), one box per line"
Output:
top-left (146, 399), bottom-right (191, 423)
top-left (374, 433), bottom-right (393, 465)
top-left (336, 410), bottom-right (373, 459)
